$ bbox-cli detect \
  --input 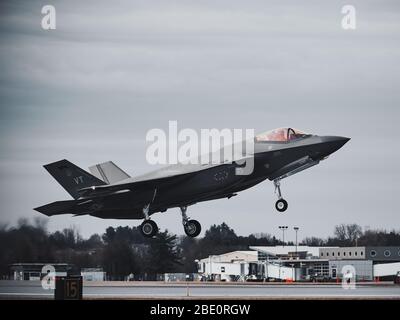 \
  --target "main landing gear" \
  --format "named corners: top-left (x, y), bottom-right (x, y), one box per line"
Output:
top-left (180, 206), bottom-right (201, 237)
top-left (274, 179), bottom-right (288, 212)
top-left (139, 204), bottom-right (202, 238)
top-left (140, 220), bottom-right (158, 237)
top-left (140, 204), bottom-right (159, 238)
